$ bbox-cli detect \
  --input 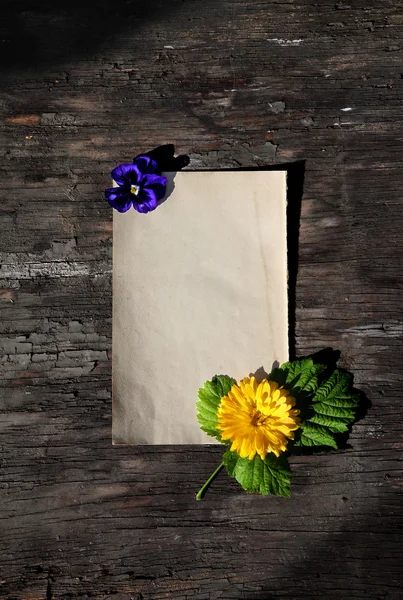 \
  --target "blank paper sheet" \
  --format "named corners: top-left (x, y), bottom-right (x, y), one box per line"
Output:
top-left (112, 170), bottom-right (288, 445)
